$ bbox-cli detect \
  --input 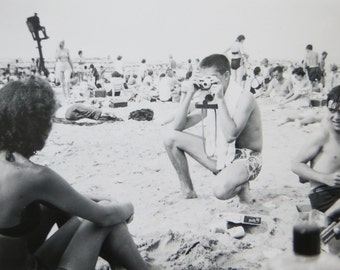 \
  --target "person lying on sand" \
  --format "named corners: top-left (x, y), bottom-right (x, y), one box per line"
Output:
top-left (0, 77), bottom-right (159, 270)
top-left (163, 54), bottom-right (263, 201)
top-left (277, 109), bottom-right (323, 127)
top-left (291, 85), bottom-right (340, 254)
top-left (65, 103), bottom-right (118, 121)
